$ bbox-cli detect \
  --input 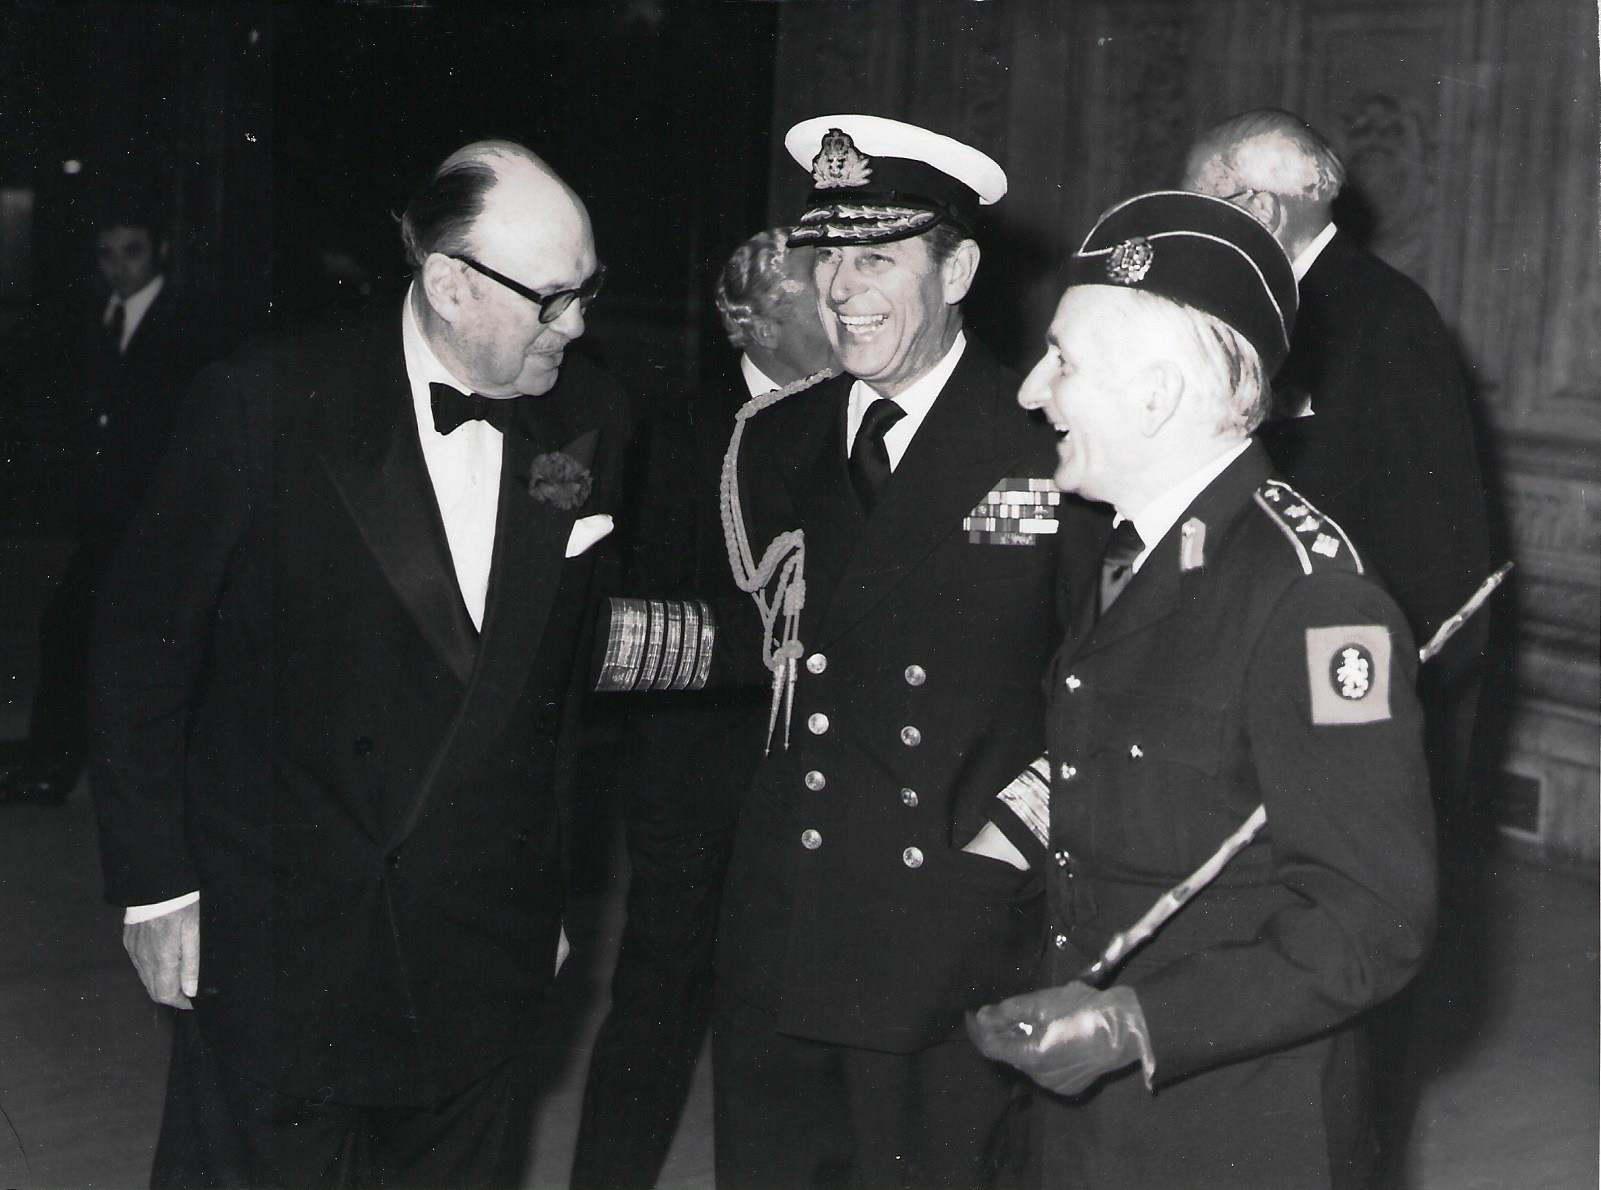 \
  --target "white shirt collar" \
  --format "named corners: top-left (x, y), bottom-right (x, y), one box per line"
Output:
top-left (1292, 222), bottom-right (1338, 282)
top-left (105, 273), bottom-right (165, 352)
top-left (740, 353), bottom-right (781, 399)
top-left (402, 283), bottom-right (482, 412)
top-left (1118, 438), bottom-right (1252, 573)
top-left (845, 329), bottom-right (966, 466)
